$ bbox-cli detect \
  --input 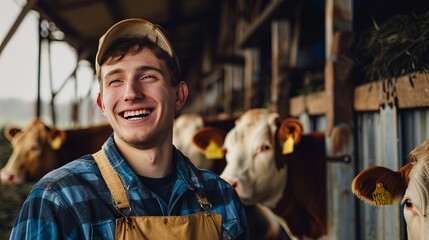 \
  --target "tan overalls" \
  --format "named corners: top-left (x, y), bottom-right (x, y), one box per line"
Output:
top-left (93, 149), bottom-right (222, 240)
